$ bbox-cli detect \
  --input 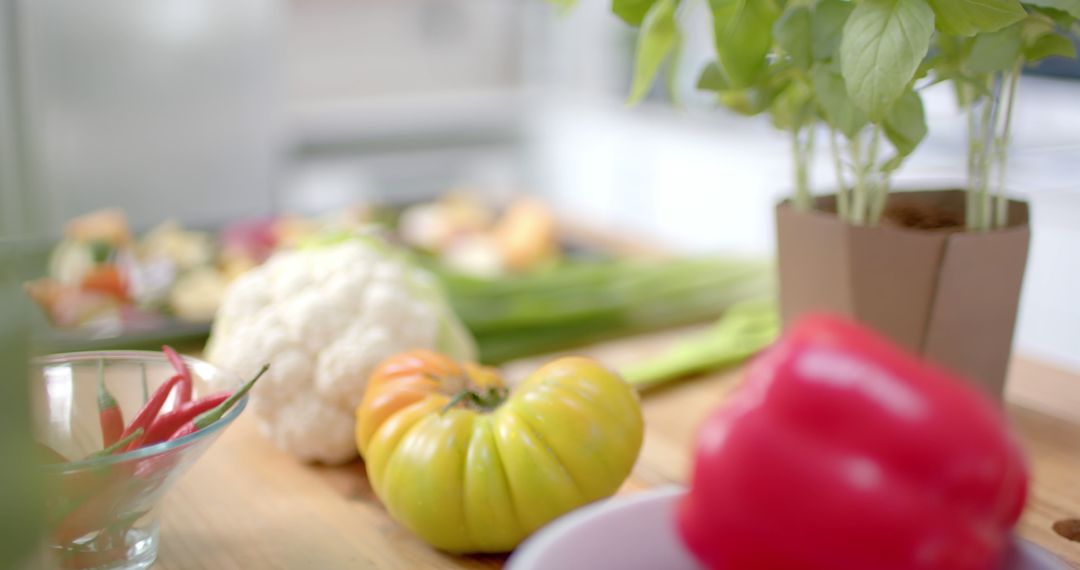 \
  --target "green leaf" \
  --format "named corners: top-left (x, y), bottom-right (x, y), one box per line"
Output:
top-left (709, 0), bottom-right (780, 88)
top-left (812, 65), bottom-right (868, 138)
top-left (718, 82), bottom-right (784, 116)
top-left (880, 153), bottom-right (908, 172)
top-left (1026, 5), bottom-right (1079, 27)
top-left (927, 0), bottom-right (1026, 35)
top-left (776, 6), bottom-right (813, 69)
top-left (613, 0), bottom-right (659, 26)
top-left (812, 0), bottom-right (855, 61)
top-left (1025, 31), bottom-right (1078, 59)
top-left (916, 52), bottom-right (946, 79)
top-left (1023, 0), bottom-right (1080, 19)
top-left (965, 23), bottom-right (1022, 73)
top-left (1021, 12), bottom-right (1057, 41)
top-left (883, 89), bottom-right (927, 156)
top-left (770, 80), bottom-right (814, 130)
top-left (1019, 12), bottom-right (1077, 59)
top-left (841, 0), bottom-right (936, 121)
top-left (549, 0), bottom-right (579, 13)
top-left (696, 61), bottom-right (731, 91)
top-left (627, 0), bottom-right (680, 105)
